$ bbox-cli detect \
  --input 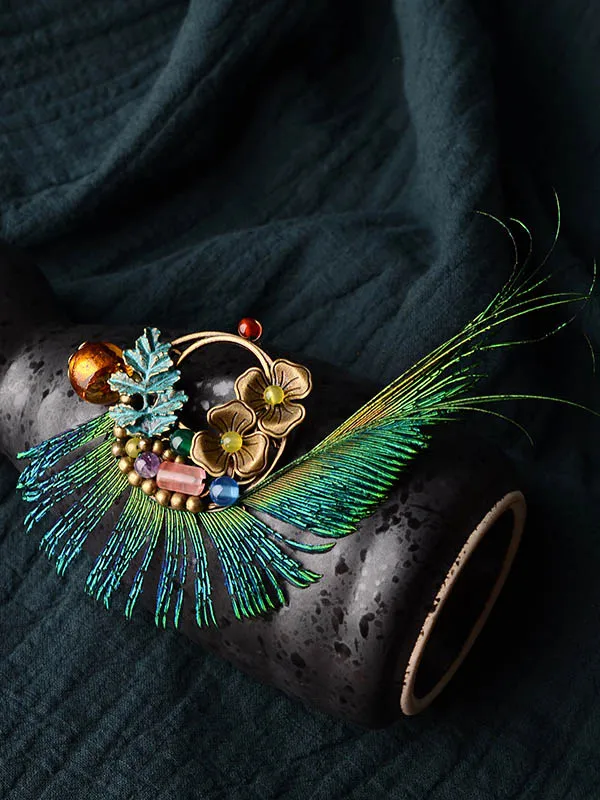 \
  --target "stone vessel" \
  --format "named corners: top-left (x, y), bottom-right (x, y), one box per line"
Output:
top-left (0, 244), bottom-right (525, 727)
